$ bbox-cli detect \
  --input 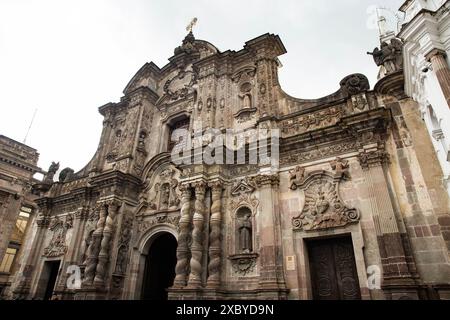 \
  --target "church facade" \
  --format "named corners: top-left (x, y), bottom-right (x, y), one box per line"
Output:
top-left (7, 31), bottom-right (450, 300)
